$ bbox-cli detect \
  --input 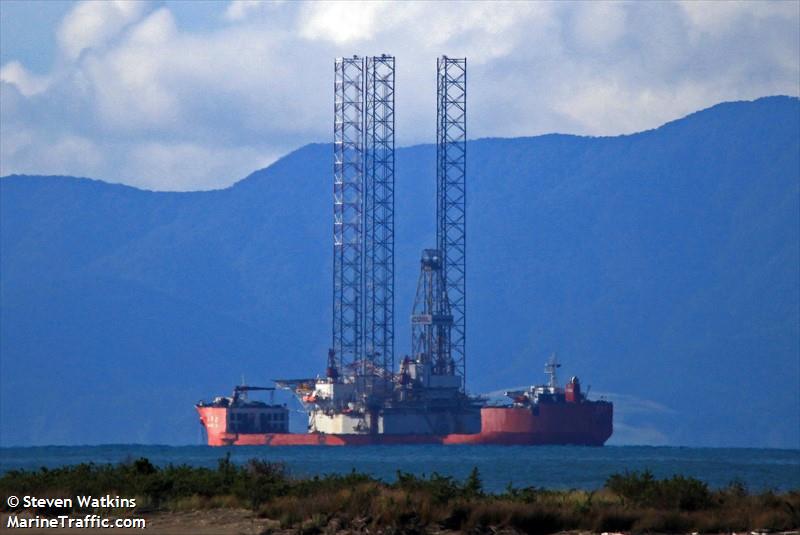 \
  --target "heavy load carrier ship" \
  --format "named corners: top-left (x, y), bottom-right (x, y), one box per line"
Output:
top-left (196, 55), bottom-right (613, 446)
